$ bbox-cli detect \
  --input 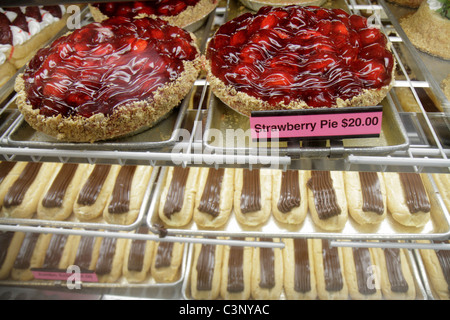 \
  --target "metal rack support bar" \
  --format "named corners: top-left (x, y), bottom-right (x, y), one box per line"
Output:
top-left (330, 240), bottom-right (450, 251)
